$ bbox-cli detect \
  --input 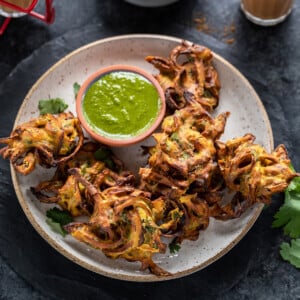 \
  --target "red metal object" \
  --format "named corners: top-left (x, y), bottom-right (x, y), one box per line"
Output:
top-left (0, 0), bottom-right (55, 35)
